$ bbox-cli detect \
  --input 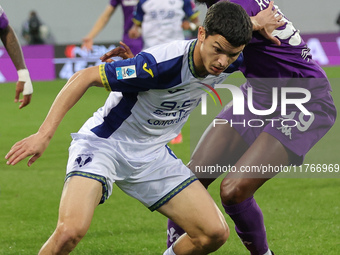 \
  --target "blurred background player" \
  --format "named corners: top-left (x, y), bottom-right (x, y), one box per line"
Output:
top-left (129, 0), bottom-right (200, 49)
top-left (21, 11), bottom-right (44, 45)
top-left (21, 10), bottom-right (54, 45)
top-left (0, 5), bottom-right (33, 109)
top-left (82, 0), bottom-right (143, 55)
top-left (336, 12), bottom-right (340, 30)
top-left (129, 0), bottom-right (200, 144)
top-left (166, 1), bottom-right (337, 255)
